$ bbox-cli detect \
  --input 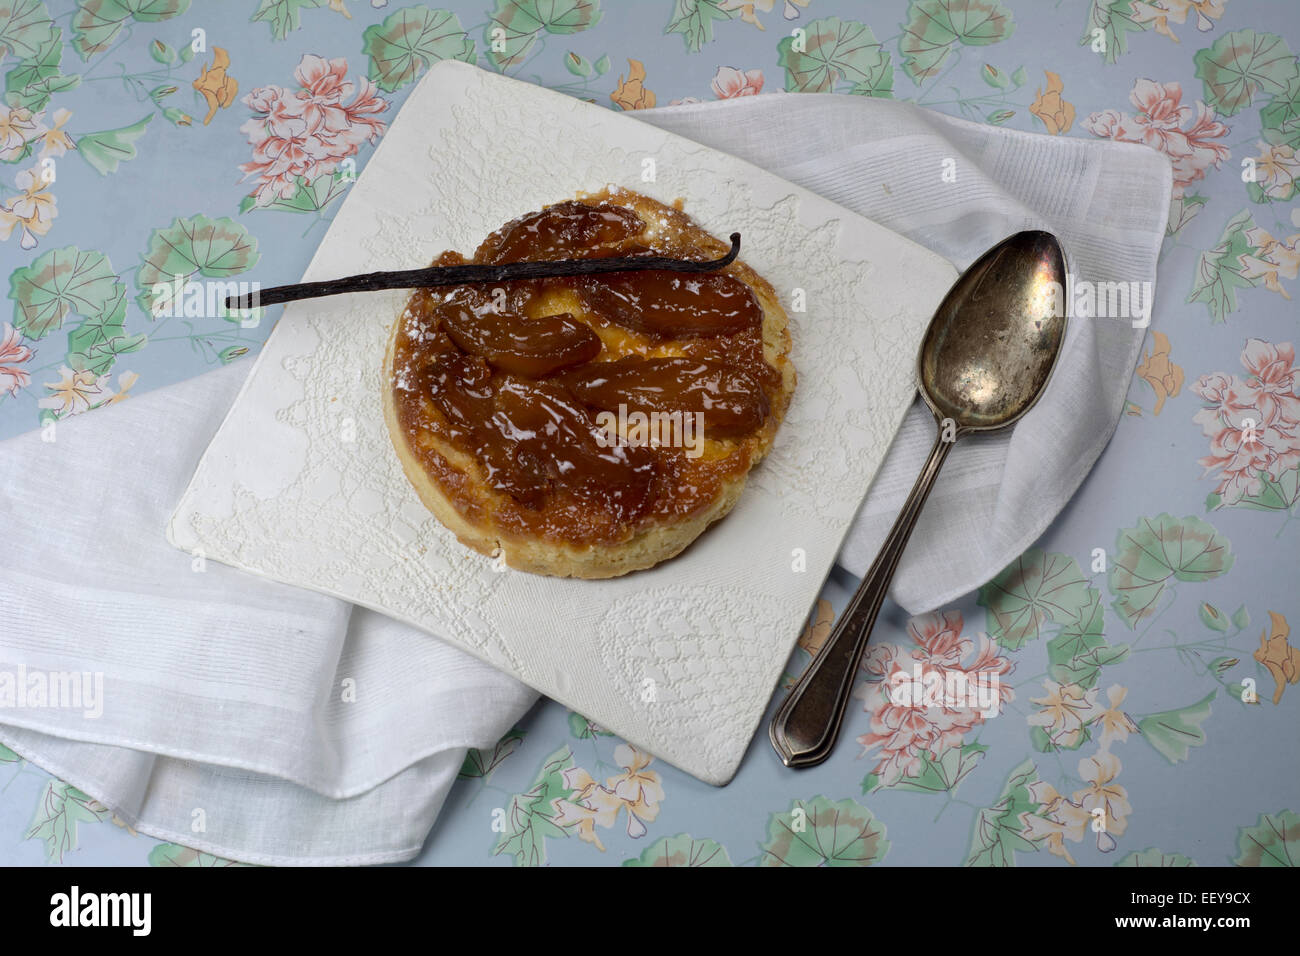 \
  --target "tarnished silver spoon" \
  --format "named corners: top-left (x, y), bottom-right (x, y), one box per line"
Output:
top-left (769, 230), bottom-right (1068, 769)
